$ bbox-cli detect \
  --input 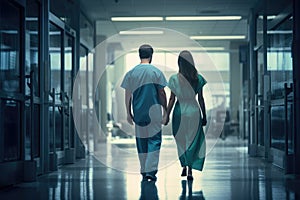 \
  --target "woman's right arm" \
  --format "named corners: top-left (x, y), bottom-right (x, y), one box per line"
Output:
top-left (198, 89), bottom-right (207, 126)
